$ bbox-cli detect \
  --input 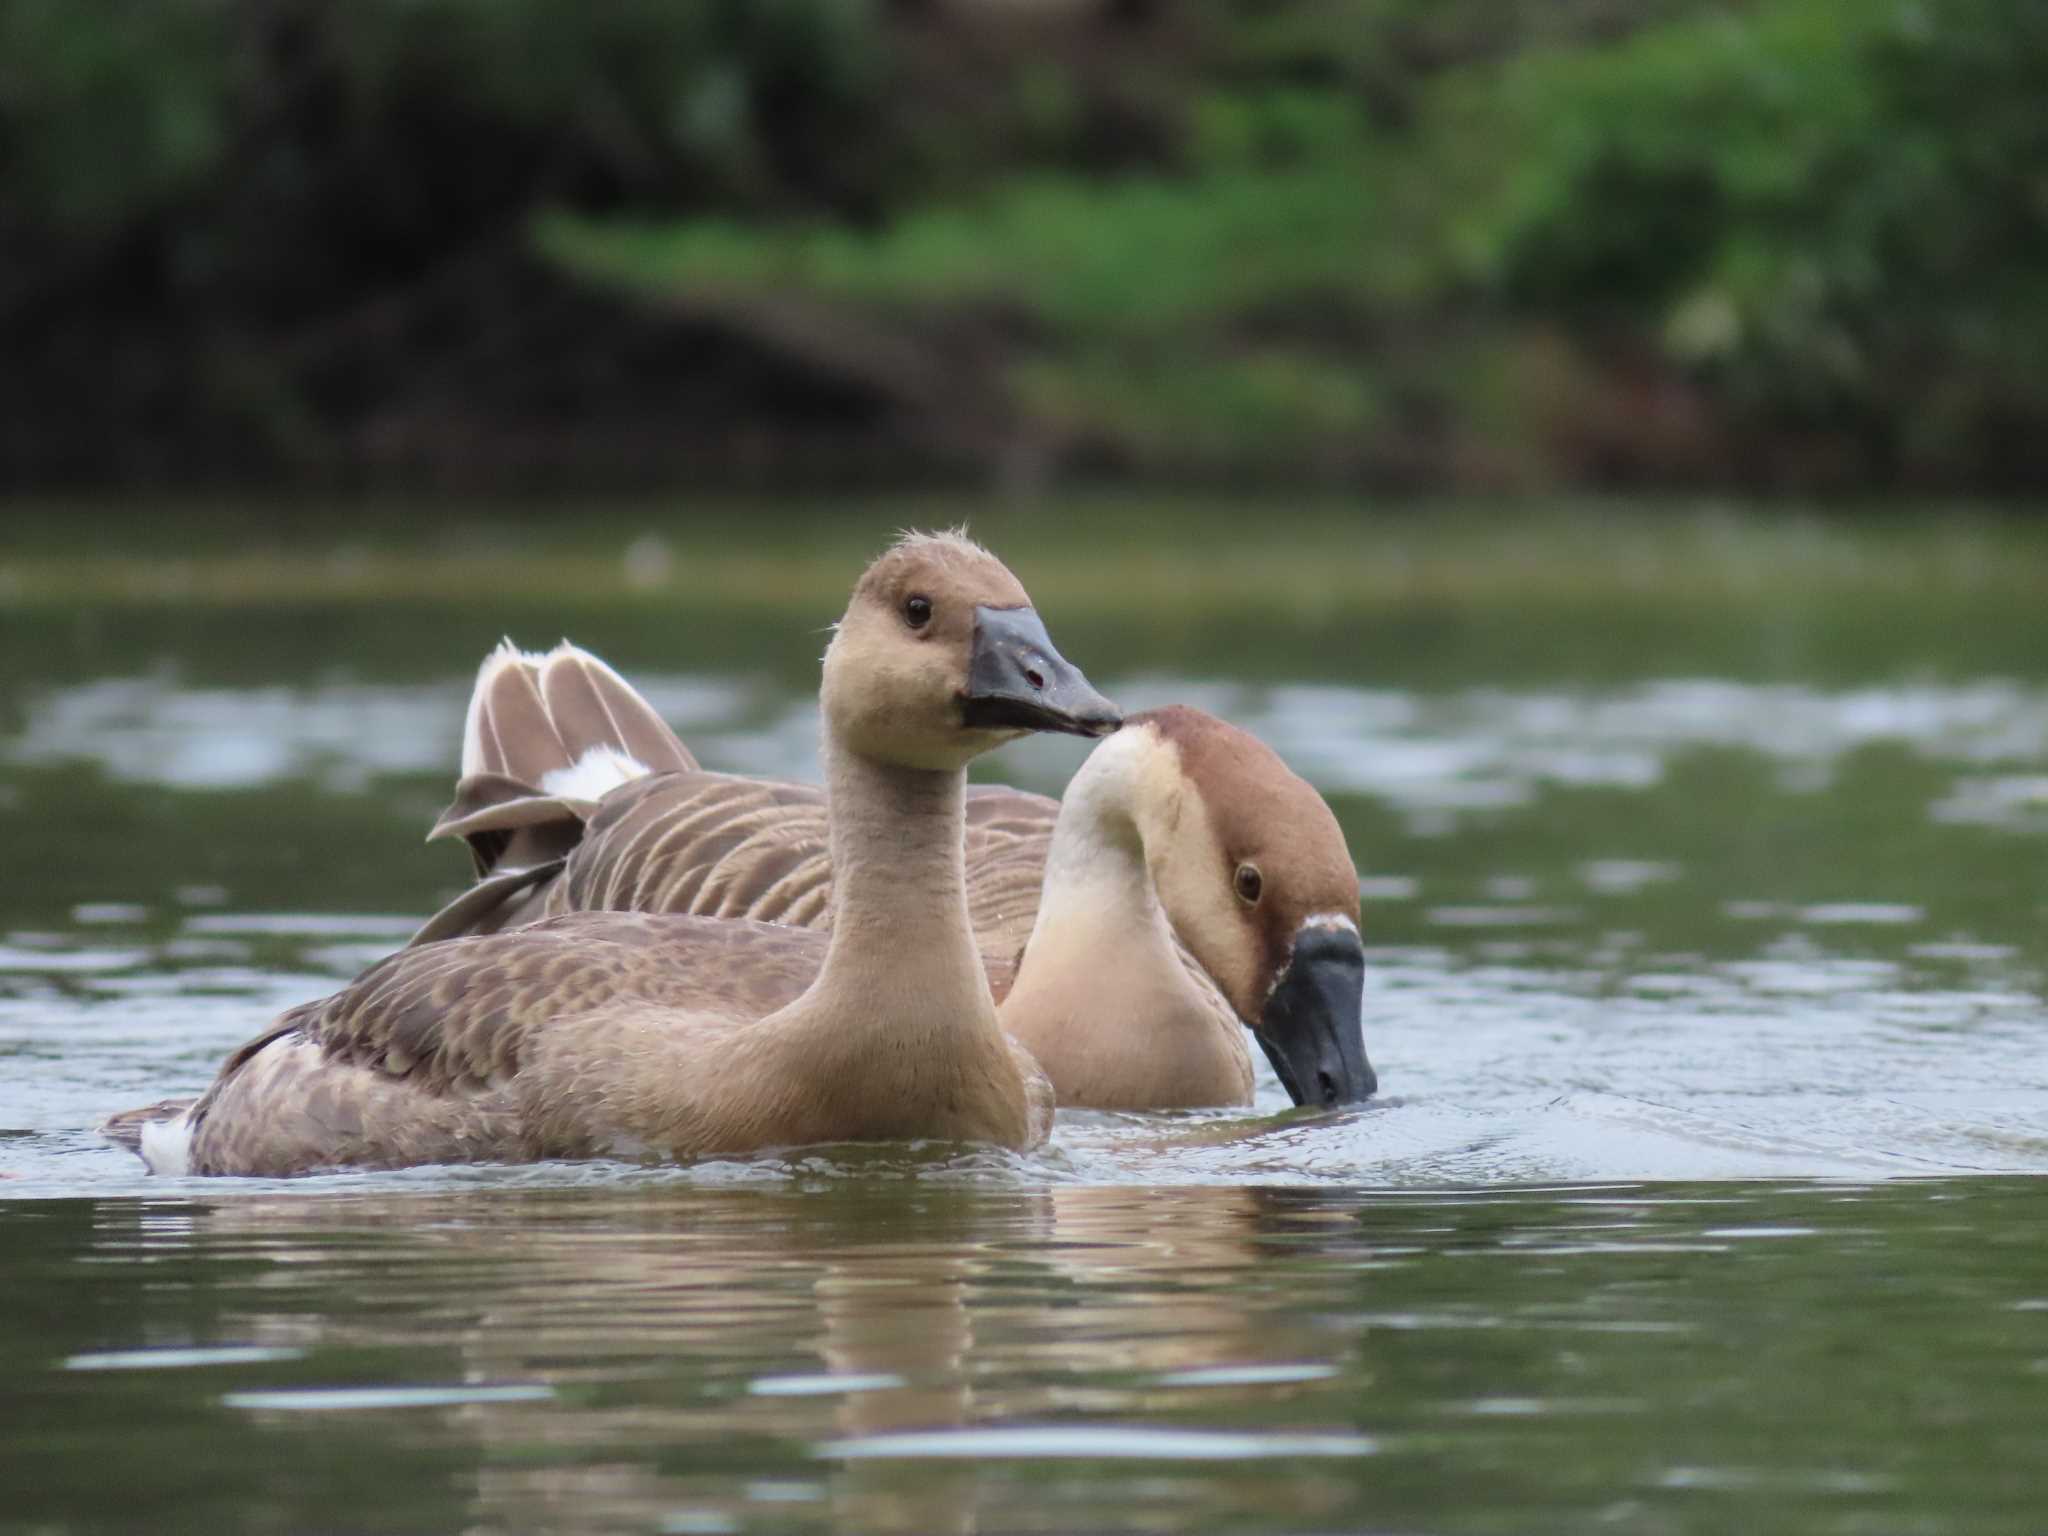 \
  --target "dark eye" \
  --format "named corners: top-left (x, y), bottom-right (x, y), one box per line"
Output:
top-left (1233, 863), bottom-right (1263, 905)
top-left (905, 595), bottom-right (933, 629)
